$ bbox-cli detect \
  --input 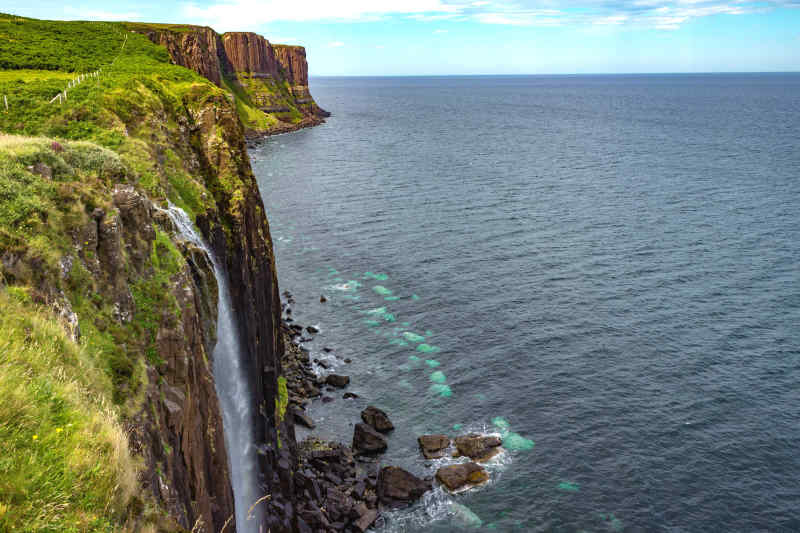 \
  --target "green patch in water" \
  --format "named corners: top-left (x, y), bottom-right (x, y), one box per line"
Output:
top-left (411, 294), bottom-right (420, 301)
top-left (503, 432), bottom-right (535, 451)
top-left (492, 417), bottom-right (511, 431)
top-left (384, 296), bottom-right (401, 301)
top-left (403, 332), bottom-right (425, 343)
top-left (363, 319), bottom-right (380, 327)
top-left (401, 322), bottom-right (410, 327)
top-left (558, 481), bottom-right (580, 492)
top-left (453, 423), bottom-right (463, 431)
top-left (332, 277), bottom-right (344, 282)
top-left (430, 371), bottom-right (446, 384)
top-left (425, 359), bottom-right (441, 368)
top-left (389, 339), bottom-right (409, 347)
top-left (425, 330), bottom-right (433, 336)
top-left (383, 313), bottom-right (396, 322)
top-left (416, 343), bottom-right (440, 353)
top-left (451, 502), bottom-right (482, 528)
top-left (372, 285), bottom-right (393, 296)
top-left (408, 355), bottom-right (421, 363)
top-left (364, 271), bottom-right (389, 281)
top-left (430, 383), bottom-right (453, 397)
